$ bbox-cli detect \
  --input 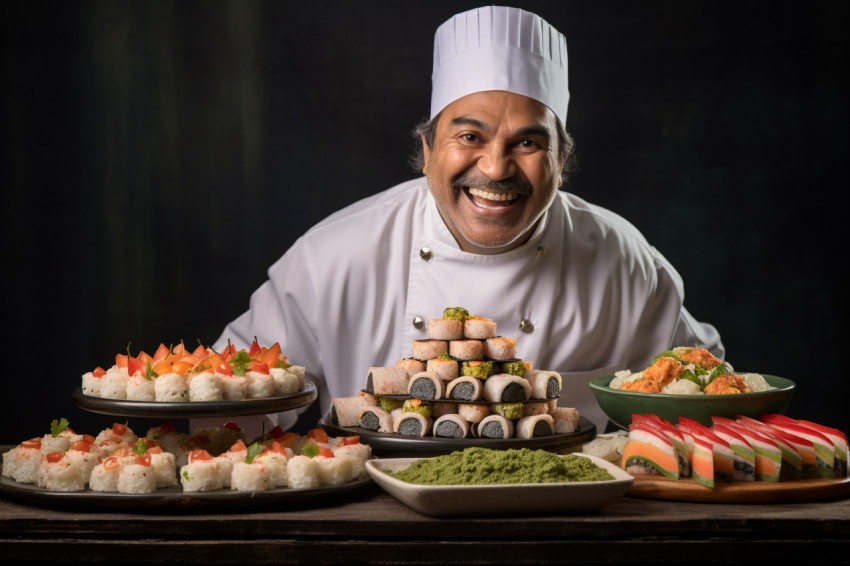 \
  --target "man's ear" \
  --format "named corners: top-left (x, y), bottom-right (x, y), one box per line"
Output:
top-left (420, 133), bottom-right (430, 175)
